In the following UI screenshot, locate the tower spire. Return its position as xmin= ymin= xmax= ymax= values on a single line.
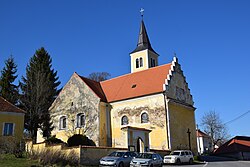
xmin=130 ymin=9 xmax=159 ymax=73
xmin=131 ymin=10 xmax=158 ymax=55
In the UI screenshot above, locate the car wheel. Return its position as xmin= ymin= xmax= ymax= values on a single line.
xmin=189 ymin=158 xmax=193 ymax=164
xmin=150 ymin=164 xmax=153 ymax=167
xmin=118 ymin=162 xmax=124 ymax=167
xmin=159 ymin=163 xmax=163 ymax=167
xmin=176 ymin=158 xmax=181 ymax=165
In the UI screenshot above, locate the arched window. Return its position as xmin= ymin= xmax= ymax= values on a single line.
xmin=139 ymin=57 xmax=143 ymax=67
xmin=141 ymin=112 xmax=149 ymax=123
xmin=136 ymin=58 xmax=139 ymax=68
xmin=121 ymin=116 xmax=129 ymax=125
xmin=77 ymin=113 xmax=85 ymax=127
xmin=59 ymin=116 xmax=67 ymax=129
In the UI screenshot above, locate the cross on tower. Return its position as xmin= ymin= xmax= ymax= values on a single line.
xmin=140 ymin=8 xmax=144 ymax=18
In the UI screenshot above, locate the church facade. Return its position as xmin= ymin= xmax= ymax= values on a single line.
xmin=42 ymin=19 xmax=197 ymax=153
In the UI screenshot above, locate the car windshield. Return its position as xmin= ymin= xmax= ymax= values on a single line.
xmin=170 ymin=151 xmax=180 ymax=155
xmin=136 ymin=153 xmax=153 ymax=159
xmin=109 ymin=152 xmax=125 ymax=157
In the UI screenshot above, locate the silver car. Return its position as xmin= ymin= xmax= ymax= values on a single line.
xmin=130 ymin=152 xmax=163 ymax=167
xmin=99 ymin=151 xmax=138 ymax=167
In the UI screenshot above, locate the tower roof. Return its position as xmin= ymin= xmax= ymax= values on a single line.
xmin=131 ymin=20 xmax=158 ymax=55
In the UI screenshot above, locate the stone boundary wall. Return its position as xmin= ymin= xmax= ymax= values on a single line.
xmin=26 ymin=141 xmax=170 ymax=165
xmin=26 ymin=140 xmax=127 ymax=166
xmin=80 ymin=146 xmax=127 ymax=165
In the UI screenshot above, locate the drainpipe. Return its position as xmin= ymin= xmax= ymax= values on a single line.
xmin=163 ymin=89 xmax=171 ymax=150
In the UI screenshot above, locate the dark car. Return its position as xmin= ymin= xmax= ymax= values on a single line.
xmin=99 ymin=150 xmax=138 ymax=167
xmin=130 ymin=152 xmax=163 ymax=167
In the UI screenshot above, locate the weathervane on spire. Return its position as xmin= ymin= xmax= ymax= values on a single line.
xmin=140 ymin=8 xmax=144 ymax=18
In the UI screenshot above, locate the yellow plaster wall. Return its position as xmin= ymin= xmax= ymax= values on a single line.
xmin=130 ymin=50 xmax=149 ymax=73
xmin=99 ymin=103 xmax=107 ymax=146
xmin=130 ymin=49 xmax=159 ymax=73
xmin=168 ymin=102 xmax=197 ymax=153
xmin=0 ymin=112 xmax=24 ymax=141
xmin=30 ymin=142 xmax=80 ymax=161
xmin=110 ymin=94 xmax=169 ymax=150
xmin=148 ymin=50 xmax=159 ymax=67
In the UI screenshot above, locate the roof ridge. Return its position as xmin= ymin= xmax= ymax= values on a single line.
xmin=77 ymin=74 xmax=101 ymax=84
xmin=74 ymin=73 xmax=107 ymax=102
xmin=101 ymin=63 xmax=172 ymax=83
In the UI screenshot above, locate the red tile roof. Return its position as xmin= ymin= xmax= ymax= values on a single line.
xmin=78 ymin=75 xmax=107 ymax=102
xmin=0 ymin=96 xmax=26 ymax=114
xmin=214 ymin=136 xmax=250 ymax=154
xmin=197 ymin=129 xmax=209 ymax=137
xmin=101 ymin=63 xmax=172 ymax=102
xmin=76 ymin=63 xmax=172 ymax=102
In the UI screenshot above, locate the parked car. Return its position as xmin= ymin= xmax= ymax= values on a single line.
xmin=130 ymin=152 xmax=163 ymax=167
xmin=163 ymin=150 xmax=194 ymax=164
xmin=99 ymin=150 xmax=138 ymax=167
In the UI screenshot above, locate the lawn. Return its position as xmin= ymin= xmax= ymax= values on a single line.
xmin=0 ymin=154 xmax=40 ymax=167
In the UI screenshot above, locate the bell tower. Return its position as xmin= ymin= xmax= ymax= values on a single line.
xmin=130 ymin=15 xmax=159 ymax=73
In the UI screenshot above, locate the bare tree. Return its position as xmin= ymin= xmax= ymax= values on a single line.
xmin=88 ymin=72 xmax=111 ymax=82
xmin=201 ymin=110 xmax=230 ymax=150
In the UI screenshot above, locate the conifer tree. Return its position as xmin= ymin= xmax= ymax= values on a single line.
xmin=20 ymin=47 xmax=60 ymax=142
xmin=0 ymin=56 xmax=19 ymax=104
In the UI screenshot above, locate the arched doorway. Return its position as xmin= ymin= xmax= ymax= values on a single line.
xmin=137 ymin=137 xmax=145 ymax=153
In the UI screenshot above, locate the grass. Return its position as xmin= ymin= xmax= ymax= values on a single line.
xmin=0 ymin=154 xmax=40 ymax=167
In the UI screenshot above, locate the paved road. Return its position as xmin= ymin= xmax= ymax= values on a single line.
xmin=164 ymin=161 xmax=250 ymax=167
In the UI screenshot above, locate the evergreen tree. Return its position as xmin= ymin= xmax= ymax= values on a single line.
xmin=0 ymin=56 xmax=19 ymax=104
xmin=20 ymin=47 xmax=60 ymax=142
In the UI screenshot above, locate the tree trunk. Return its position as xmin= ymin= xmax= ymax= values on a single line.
xmin=32 ymin=129 xmax=38 ymax=144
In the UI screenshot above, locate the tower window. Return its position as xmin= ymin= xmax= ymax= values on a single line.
xmin=121 ymin=116 xmax=129 ymax=125
xmin=151 ymin=58 xmax=156 ymax=67
xmin=140 ymin=57 xmax=143 ymax=67
xmin=136 ymin=59 xmax=139 ymax=68
xmin=136 ymin=57 xmax=143 ymax=68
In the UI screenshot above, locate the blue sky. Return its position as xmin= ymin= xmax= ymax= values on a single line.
xmin=1 ymin=1 xmax=250 ymax=137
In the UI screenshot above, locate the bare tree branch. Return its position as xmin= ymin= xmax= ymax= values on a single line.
xmin=201 ymin=110 xmax=230 ymax=150
xmin=88 ymin=72 xmax=111 ymax=82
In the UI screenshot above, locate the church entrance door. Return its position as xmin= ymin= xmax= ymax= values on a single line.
xmin=121 ymin=126 xmax=151 ymax=152
xmin=137 ymin=137 xmax=145 ymax=153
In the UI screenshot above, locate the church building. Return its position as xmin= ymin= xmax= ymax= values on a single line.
xmin=43 ymin=18 xmax=197 ymax=153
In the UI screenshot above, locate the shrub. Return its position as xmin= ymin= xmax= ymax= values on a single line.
xmin=45 ymin=135 xmax=65 ymax=145
xmin=29 ymin=149 xmax=79 ymax=166
xmin=0 ymin=137 xmax=25 ymax=158
xmin=67 ymin=134 xmax=96 ymax=147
